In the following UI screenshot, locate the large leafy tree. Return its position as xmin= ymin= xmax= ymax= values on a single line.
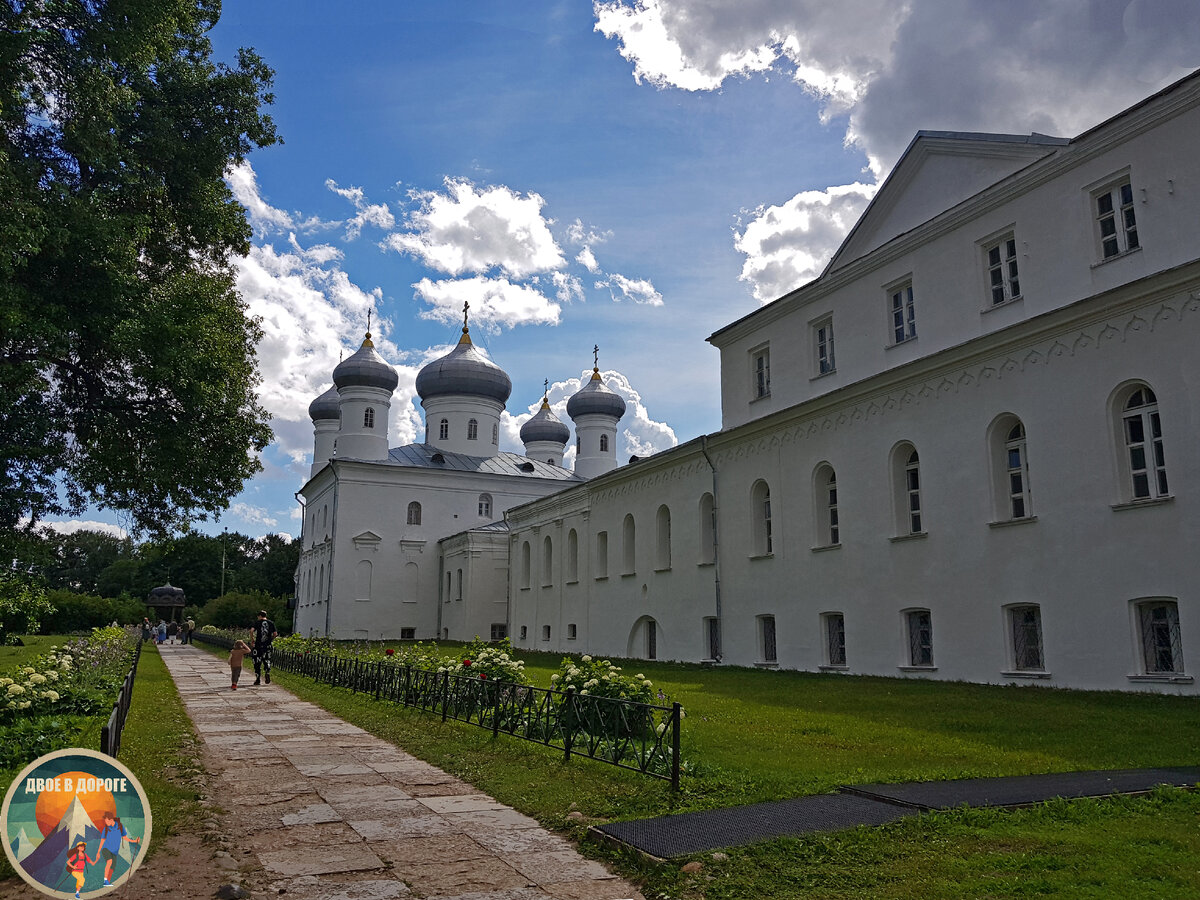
xmin=0 ymin=0 xmax=278 ymax=535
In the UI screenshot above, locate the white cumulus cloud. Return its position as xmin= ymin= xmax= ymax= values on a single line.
xmin=734 ymin=182 xmax=877 ymax=302
xmin=386 ymin=178 xmax=566 ymax=278
xmin=596 ymin=273 xmax=664 ymax=306
xmin=326 ymin=179 xmax=396 ymax=240
xmin=412 ymin=276 xmax=562 ymax=331
xmin=228 ymin=503 xmax=279 ymax=529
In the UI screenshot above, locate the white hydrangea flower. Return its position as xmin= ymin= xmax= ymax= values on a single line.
xmin=29 ymin=673 xmax=46 ymax=684
xmin=43 ymin=690 xmax=60 ymax=702
xmin=7 ymin=684 xmax=24 ymax=696
xmin=581 ymin=655 xmax=592 ymax=663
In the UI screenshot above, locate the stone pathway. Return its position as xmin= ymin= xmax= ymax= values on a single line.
xmin=158 ymin=644 xmax=642 ymax=900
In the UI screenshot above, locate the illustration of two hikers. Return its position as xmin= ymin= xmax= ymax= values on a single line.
xmin=64 ymin=811 xmax=140 ymax=897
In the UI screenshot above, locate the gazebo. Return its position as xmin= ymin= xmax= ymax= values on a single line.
xmin=147 ymin=583 xmax=186 ymax=622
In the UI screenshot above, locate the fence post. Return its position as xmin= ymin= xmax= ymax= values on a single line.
xmin=441 ymin=671 xmax=449 ymax=722
xmin=374 ymin=662 xmax=381 ymax=701
xmin=491 ymin=681 xmax=501 ymax=737
xmin=671 ymin=702 xmax=682 ymax=792
xmin=563 ymin=688 xmax=575 ymax=763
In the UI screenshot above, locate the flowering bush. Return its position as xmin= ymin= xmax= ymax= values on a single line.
xmin=551 ymin=654 xmax=655 ymax=704
xmin=438 ymin=638 xmax=528 ymax=685
xmin=0 ymin=627 xmax=134 ymax=723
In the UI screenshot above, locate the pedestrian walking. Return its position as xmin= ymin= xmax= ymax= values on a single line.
xmin=229 ymin=640 xmax=251 ymax=690
xmin=140 ymin=618 xmax=151 ymax=643
xmin=251 ymin=610 xmax=277 ymax=685
xmin=156 ymin=620 xmax=166 ymax=644
xmin=184 ymin=616 xmax=196 ymax=644
xmin=166 ymin=620 xmax=178 ymax=644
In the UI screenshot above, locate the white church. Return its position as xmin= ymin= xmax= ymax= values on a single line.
xmin=296 ymin=71 xmax=1200 ymax=694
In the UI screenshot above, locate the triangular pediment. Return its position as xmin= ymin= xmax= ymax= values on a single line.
xmin=827 ymin=132 xmax=1066 ymax=273
xmin=351 ymin=530 xmax=382 ymax=548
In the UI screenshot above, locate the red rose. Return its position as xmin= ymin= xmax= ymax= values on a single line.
xmin=386 ymin=648 xmax=395 ymax=656
xmin=479 ymin=673 xmax=488 ymax=680
xmin=462 ymin=659 xmax=471 ymax=666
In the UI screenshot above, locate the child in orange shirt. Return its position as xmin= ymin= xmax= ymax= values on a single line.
xmin=229 ymin=640 xmax=251 ymax=690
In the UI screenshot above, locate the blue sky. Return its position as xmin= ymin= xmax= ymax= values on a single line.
xmin=46 ymin=1 xmax=1197 ymax=540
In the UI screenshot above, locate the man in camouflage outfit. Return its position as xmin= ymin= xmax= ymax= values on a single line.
xmin=251 ymin=610 xmax=278 ymax=685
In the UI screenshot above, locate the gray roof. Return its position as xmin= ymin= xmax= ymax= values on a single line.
xmin=333 ymin=338 xmax=400 ymax=392
xmin=416 ymin=336 xmax=512 ymax=403
xmin=384 ymin=444 xmax=584 ymax=481
xmin=308 ymin=386 xmax=340 ymax=422
xmin=520 ymin=401 xmax=570 ymax=444
xmin=567 ymin=371 xmax=627 ymax=419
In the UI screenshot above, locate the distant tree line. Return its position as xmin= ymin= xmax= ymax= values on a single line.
xmin=1 ymin=528 xmax=299 ymax=636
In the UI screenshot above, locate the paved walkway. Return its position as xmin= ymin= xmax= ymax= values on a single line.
xmin=158 ymin=643 xmax=642 ymax=900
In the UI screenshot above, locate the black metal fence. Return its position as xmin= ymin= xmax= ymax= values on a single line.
xmin=191 ymin=632 xmax=682 ymax=788
xmin=100 ymin=641 xmax=142 ymax=758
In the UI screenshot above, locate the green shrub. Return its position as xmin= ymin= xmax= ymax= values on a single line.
xmin=0 ymin=573 xmax=55 ymax=643
xmin=197 ymin=591 xmax=291 ymax=633
xmin=41 ymin=590 xmax=147 ymax=633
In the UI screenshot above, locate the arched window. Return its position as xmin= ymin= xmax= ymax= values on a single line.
xmin=989 ymin=416 xmax=1032 ymax=521
xmin=751 ymin=480 xmax=772 ymax=556
xmin=1118 ymin=385 xmax=1168 ymax=500
xmin=363 ymin=407 xmax=375 ymax=429
xmin=468 ymin=418 xmax=479 ymax=440
xmin=438 ymin=418 xmax=449 ymax=441
xmin=542 ymin=535 xmax=553 ymax=585
xmin=520 ymin=541 xmax=531 ymax=589
xmin=600 ymin=434 xmax=609 ymax=452
xmin=698 ymin=493 xmax=715 ymax=564
xmin=622 ymin=513 xmax=636 ymax=574
xmin=407 ymin=501 xmax=422 ymax=526
xmin=891 ymin=443 xmax=922 ymax=535
xmin=478 ymin=493 xmax=492 ymax=518
xmin=813 ymin=464 xmax=839 ymax=546
xmin=566 ymin=529 xmax=578 ymax=582
xmin=655 ymin=504 xmax=671 ymax=570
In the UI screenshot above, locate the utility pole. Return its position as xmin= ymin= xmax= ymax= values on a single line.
xmin=220 ymin=527 xmax=228 ymax=597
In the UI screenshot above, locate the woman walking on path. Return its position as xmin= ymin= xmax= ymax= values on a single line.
xmin=167 ymin=620 xmax=179 ymax=644
xmin=156 ymin=621 xmax=166 ymax=644
xmin=140 ymin=618 xmax=151 ymax=643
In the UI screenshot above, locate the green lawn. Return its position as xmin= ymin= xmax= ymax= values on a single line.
xmin=195 ymin=641 xmax=1200 ymax=898
xmin=0 ymin=634 xmax=62 ymax=669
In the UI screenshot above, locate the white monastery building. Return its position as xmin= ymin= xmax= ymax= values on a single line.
xmin=296 ymin=72 xmax=1200 ymax=693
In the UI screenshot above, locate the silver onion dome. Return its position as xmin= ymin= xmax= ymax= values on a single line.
xmin=520 ymin=399 xmax=570 ymax=444
xmin=307 ymin=385 xmax=341 ymax=422
xmin=567 ymin=368 xmax=626 ymax=420
xmin=332 ymin=334 xmax=400 ymax=393
xmin=416 ymin=332 xmax=512 ymax=404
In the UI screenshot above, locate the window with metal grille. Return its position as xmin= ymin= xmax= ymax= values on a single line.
xmin=985 ymin=235 xmax=1021 ymax=305
xmin=1006 ymin=423 xmax=1031 ymax=518
xmin=1123 ymin=387 xmax=1168 ymax=499
xmin=1095 ymin=180 xmax=1139 ymax=259
xmin=467 ymin=418 xmax=478 ymax=440
xmin=890 ymin=282 xmax=916 ymax=343
xmin=407 ymin=501 xmax=422 ymax=526
xmin=490 ymin=623 xmax=507 ymax=640
xmin=825 ymin=613 xmax=846 ymax=666
xmin=363 ymin=407 xmax=375 ymax=428
xmin=1009 ymin=605 xmax=1043 ymax=670
xmin=401 ymin=627 xmax=415 ymax=640
xmin=907 ymin=610 xmax=933 ymax=666
xmin=815 ymin=318 xmax=835 ymax=375
xmin=760 ymin=615 xmax=777 ymax=663
xmin=1138 ymin=600 xmax=1183 ymax=674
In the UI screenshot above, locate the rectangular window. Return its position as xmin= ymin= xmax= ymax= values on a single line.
xmin=814 ymin=318 xmax=835 ymax=375
xmin=1138 ymin=600 xmax=1183 ymax=674
xmin=400 ymin=627 xmax=415 ymax=640
xmin=985 ymin=235 xmax=1021 ymax=305
xmin=890 ymin=282 xmax=916 ymax=343
xmin=519 ymin=625 xmax=528 ymax=640
xmin=752 ymin=346 xmax=771 ymax=399
xmin=567 ymin=623 xmax=577 ymax=640
xmin=825 ymin=613 xmax=846 ymax=666
xmin=647 ymin=619 xmax=657 ymax=659
xmin=760 ymin=615 xmax=777 ymax=663
xmin=541 ymin=624 xmax=551 ymax=642
xmin=455 ymin=568 xmax=463 ymax=600
xmin=490 ymin=623 xmax=507 ymax=641
xmin=1095 ymin=179 xmax=1139 ymax=259
xmin=907 ymin=610 xmax=933 ymax=666
xmin=1009 ymin=605 xmax=1044 ymax=670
